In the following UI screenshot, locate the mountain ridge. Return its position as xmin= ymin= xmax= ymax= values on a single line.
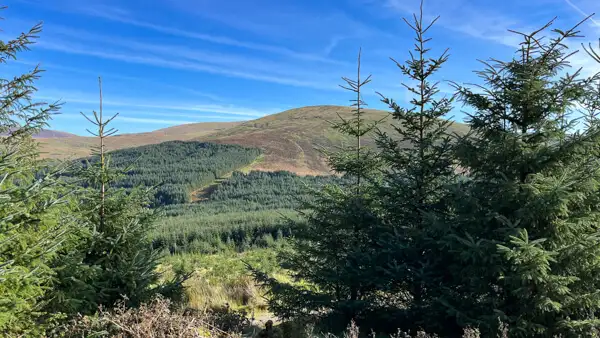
xmin=1 ymin=129 xmax=77 ymax=139
xmin=37 ymin=105 xmax=468 ymax=175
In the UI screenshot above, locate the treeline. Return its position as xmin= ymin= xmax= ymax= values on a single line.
xmin=152 ymin=171 xmax=343 ymax=254
xmin=77 ymin=141 xmax=261 ymax=205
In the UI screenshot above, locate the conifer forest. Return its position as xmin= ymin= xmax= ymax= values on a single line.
xmin=3 ymin=0 xmax=600 ymax=337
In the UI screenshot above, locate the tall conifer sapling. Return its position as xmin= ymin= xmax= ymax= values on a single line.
xmin=250 ymin=50 xmax=384 ymax=331
xmin=374 ymin=1 xmax=457 ymax=332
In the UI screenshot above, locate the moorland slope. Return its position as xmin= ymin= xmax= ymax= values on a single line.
xmin=38 ymin=105 xmax=468 ymax=174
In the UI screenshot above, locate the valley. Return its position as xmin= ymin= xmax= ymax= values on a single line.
xmin=62 ymin=134 xmax=348 ymax=313
xmin=36 ymin=105 xmax=469 ymax=317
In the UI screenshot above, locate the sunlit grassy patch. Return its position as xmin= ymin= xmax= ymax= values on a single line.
xmin=159 ymin=248 xmax=286 ymax=315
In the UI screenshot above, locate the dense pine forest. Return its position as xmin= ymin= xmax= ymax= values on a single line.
xmin=153 ymin=171 xmax=344 ymax=254
xmin=76 ymin=141 xmax=261 ymax=205
xmin=4 ymin=1 xmax=600 ymax=337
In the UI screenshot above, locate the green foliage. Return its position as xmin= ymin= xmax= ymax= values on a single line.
xmin=47 ymin=79 xmax=186 ymax=317
xmin=152 ymin=171 xmax=343 ymax=254
xmin=0 ymin=14 xmax=70 ymax=336
xmin=436 ymin=18 xmax=600 ymax=336
xmin=78 ymin=141 xmax=261 ymax=205
xmin=251 ymin=50 xmax=385 ymax=331
xmin=373 ymin=3 xmax=458 ymax=333
xmin=249 ymin=5 xmax=600 ymax=338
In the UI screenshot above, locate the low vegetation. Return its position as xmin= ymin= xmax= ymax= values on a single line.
xmin=160 ymin=248 xmax=284 ymax=311
xmin=61 ymin=296 xmax=497 ymax=338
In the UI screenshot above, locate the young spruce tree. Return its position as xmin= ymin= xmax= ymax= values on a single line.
xmin=439 ymin=18 xmax=600 ymax=336
xmin=251 ymin=50 xmax=383 ymax=331
xmin=374 ymin=1 xmax=457 ymax=333
xmin=0 ymin=16 xmax=70 ymax=335
xmin=47 ymin=78 xmax=180 ymax=315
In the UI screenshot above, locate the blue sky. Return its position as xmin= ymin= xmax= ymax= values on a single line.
xmin=2 ymin=0 xmax=599 ymax=135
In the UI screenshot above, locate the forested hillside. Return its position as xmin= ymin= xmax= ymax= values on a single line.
xmin=77 ymin=141 xmax=261 ymax=205
xmin=152 ymin=171 xmax=345 ymax=254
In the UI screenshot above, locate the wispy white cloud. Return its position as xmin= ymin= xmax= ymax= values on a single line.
xmin=44 ymin=25 xmax=343 ymax=82
xmin=58 ymin=113 xmax=195 ymax=125
xmin=563 ymin=0 xmax=600 ymax=26
xmin=36 ymin=39 xmax=341 ymax=91
xmin=382 ymin=0 xmax=529 ymax=47
xmin=559 ymin=0 xmax=600 ymax=76
xmin=15 ymin=59 xmax=224 ymax=102
xmin=58 ymin=3 xmax=346 ymax=66
xmin=36 ymin=91 xmax=272 ymax=117
xmin=382 ymin=0 xmax=599 ymax=59
xmin=165 ymin=0 xmax=388 ymax=56
xmin=323 ymin=36 xmax=346 ymax=56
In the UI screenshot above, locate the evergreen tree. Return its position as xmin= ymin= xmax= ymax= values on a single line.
xmin=438 ymin=17 xmax=600 ymax=336
xmin=0 ymin=16 xmax=70 ymax=335
xmin=374 ymin=1 xmax=457 ymax=332
xmin=48 ymin=78 xmax=183 ymax=315
xmin=250 ymin=50 xmax=383 ymax=331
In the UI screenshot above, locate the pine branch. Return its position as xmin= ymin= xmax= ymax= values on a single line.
xmin=583 ymin=38 xmax=600 ymax=63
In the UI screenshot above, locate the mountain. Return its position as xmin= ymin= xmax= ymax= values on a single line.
xmin=37 ymin=122 xmax=241 ymax=159
xmin=34 ymin=129 xmax=77 ymax=138
xmin=199 ymin=105 xmax=468 ymax=174
xmin=0 ymin=129 xmax=76 ymax=138
xmin=37 ymin=106 xmax=468 ymax=175
xmin=199 ymin=106 xmax=390 ymax=174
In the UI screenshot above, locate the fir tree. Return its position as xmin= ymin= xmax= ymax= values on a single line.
xmin=439 ymin=17 xmax=600 ymax=336
xmin=0 ymin=14 xmax=70 ymax=335
xmin=250 ymin=50 xmax=383 ymax=331
xmin=48 ymin=78 xmax=184 ymax=315
xmin=374 ymin=1 xmax=457 ymax=332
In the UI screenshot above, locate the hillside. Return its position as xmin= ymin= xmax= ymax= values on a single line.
xmin=34 ymin=129 xmax=77 ymax=138
xmin=73 ymin=141 xmax=261 ymax=205
xmin=37 ymin=121 xmax=241 ymax=158
xmin=1 ymin=129 xmax=76 ymax=138
xmin=199 ymin=105 xmax=469 ymax=175
xmin=38 ymin=106 xmax=468 ymax=174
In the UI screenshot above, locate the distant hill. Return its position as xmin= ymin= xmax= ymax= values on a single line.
xmin=1 ymin=129 xmax=76 ymax=139
xmin=34 ymin=129 xmax=77 ymax=138
xmin=37 ymin=121 xmax=241 ymax=159
xmin=198 ymin=106 xmax=469 ymax=175
xmin=37 ymin=106 xmax=468 ymax=175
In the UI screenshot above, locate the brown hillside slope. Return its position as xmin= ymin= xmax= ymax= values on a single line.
xmin=1 ymin=129 xmax=76 ymax=138
xmin=196 ymin=105 xmax=469 ymax=175
xmin=37 ymin=121 xmax=241 ymax=159
xmin=34 ymin=129 xmax=77 ymax=138
xmin=37 ymin=106 xmax=467 ymax=175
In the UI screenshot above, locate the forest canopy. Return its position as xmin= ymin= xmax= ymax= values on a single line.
xmin=75 ymin=141 xmax=261 ymax=205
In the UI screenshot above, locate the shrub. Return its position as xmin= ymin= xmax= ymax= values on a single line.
xmin=56 ymin=296 xmax=246 ymax=337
